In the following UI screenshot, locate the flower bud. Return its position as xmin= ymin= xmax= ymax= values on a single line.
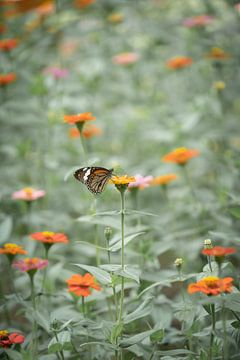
xmin=204 ymin=239 xmax=213 ymax=249
xmin=104 ymin=227 xmax=112 ymax=243
xmin=174 ymin=258 xmax=183 ymax=267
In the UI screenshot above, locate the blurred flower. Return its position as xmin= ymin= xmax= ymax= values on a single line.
xmin=1 ymin=0 xmax=53 ymax=16
xmin=74 ymin=0 xmax=96 ymax=9
xmin=151 ymin=174 xmax=177 ymax=186
xmin=107 ymin=13 xmax=124 ymax=23
xmin=162 ymin=147 xmax=199 ymax=165
xmin=235 ymin=3 xmax=240 ymax=11
xmin=112 ymin=52 xmax=140 ymax=65
xmin=207 ymin=47 xmax=230 ymax=60
xmin=213 ymin=81 xmax=226 ymax=90
xmin=0 ymin=330 xmax=25 ymax=348
xmin=66 ymin=273 xmax=101 ymax=297
xmin=202 ymin=246 xmax=236 ymax=257
xmin=35 ymin=1 xmax=54 ymax=15
xmin=59 ymin=40 xmax=78 ymax=57
xmin=0 ymin=73 xmax=16 ymax=86
xmin=166 ymin=56 xmax=192 ymax=70
xmin=44 ymin=66 xmax=69 ymax=79
xmin=30 ymin=231 xmax=69 ymax=244
xmin=128 ymin=175 xmax=153 ymax=189
xmin=174 ymin=258 xmax=183 ymax=267
xmin=188 ymin=276 xmax=233 ymax=296
xmin=110 ymin=175 xmax=136 ymax=185
xmin=182 ymin=15 xmax=214 ymax=28
xmin=0 ymin=24 xmax=6 ymax=33
xmin=64 ymin=112 xmax=96 ymax=125
xmin=0 ymin=243 xmax=27 ymax=255
xmin=13 ymin=257 xmax=48 ymax=272
xmin=12 ymin=187 xmax=46 ymax=201
xmin=0 ymin=38 xmax=18 ymax=51
xmin=82 ymin=124 xmax=102 ymax=139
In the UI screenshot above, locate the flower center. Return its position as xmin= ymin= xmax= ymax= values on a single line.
xmin=0 ymin=330 xmax=8 ymax=338
xmin=4 ymin=243 xmax=18 ymax=249
xmin=23 ymin=188 xmax=33 ymax=197
xmin=204 ymin=276 xmax=219 ymax=288
xmin=42 ymin=231 xmax=55 ymax=238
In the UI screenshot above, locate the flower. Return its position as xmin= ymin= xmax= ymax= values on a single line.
xmin=35 ymin=1 xmax=55 ymax=16
xmin=213 ymin=81 xmax=226 ymax=90
xmin=235 ymin=3 xmax=240 ymax=11
xmin=12 ymin=258 xmax=48 ymax=272
xmin=151 ymin=174 xmax=177 ymax=186
xmin=0 ymin=330 xmax=25 ymax=348
xmin=30 ymin=231 xmax=69 ymax=244
xmin=162 ymin=147 xmax=200 ymax=165
xmin=74 ymin=0 xmax=96 ymax=8
xmin=188 ymin=276 xmax=233 ymax=296
xmin=44 ymin=66 xmax=69 ymax=79
xmin=108 ymin=13 xmax=124 ymax=23
xmin=128 ymin=175 xmax=153 ymax=189
xmin=0 ymin=38 xmax=18 ymax=51
xmin=112 ymin=52 xmax=140 ymax=65
xmin=182 ymin=15 xmax=214 ymax=28
xmin=0 ymin=243 xmax=27 ymax=255
xmin=166 ymin=56 xmax=193 ymax=70
xmin=207 ymin=47 xmax=230 ymax=60
xmin=110 ymin=175 xmax=136 ymax=185
xmin=69 ymin=125 xmax=102 ymax=139
xmin=0 ymin=24 xmax=6 ymax=33
xmin=0 ymin=73 xmax=16 ymax=86
xmin=12 ymin=187 xmax=46 ymax=201
xmin=202 ymin=246 xmax=236 ymax=257
xmin=64 ymin=112 xmax=96 ymax=125
xmin=66 ymin=273 xmax=101 ymax=297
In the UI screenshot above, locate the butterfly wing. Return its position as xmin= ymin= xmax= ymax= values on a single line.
xmin=74 ymin=167 xmax=113 ymax=194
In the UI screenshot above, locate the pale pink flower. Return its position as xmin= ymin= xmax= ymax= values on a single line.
xmin=235 ymin=3 xmax=240 ymax=11
xmin=13 ymin=258 xmax=48 ymax=272
xmin=128 ymin=175 xmax=153 ymax=189
xmin=112 ymin=52 xmax=140 ymax=65
xmin=182 ymin=15 xmax=214 ymax=28
xmin=44 ymin=66 xmax=69 ymax=79
xmin=12 ymin=188 xmax=46 ymax=201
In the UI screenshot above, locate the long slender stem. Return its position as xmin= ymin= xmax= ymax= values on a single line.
xmin=30 ymin=274 xmax=38 ymax=358
xmin=118 ymin=190 xmax=125 ymax=323
xmin=222 ymin=299 xmax=228 ymax=360
xmin=82 ymin=296 xmax=85 ymax=317
xmin=209 ymin=304 xmax=215 ymax=360
xmin=41 ymin=246 xmax=49 ymax=292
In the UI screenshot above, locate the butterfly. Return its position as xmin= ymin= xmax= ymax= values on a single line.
xmin=74 ymin=167 xmax=114 ymax=195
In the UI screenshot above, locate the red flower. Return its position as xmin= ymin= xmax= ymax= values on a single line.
xmin=166 ymin=56 xmax=193 ymax=70
xmin=0 ymin=330 xmax=25 ymax=348
xmin=0 ymin=73 xmax=16 ymax=86
xmin=30 ymin=231 xmax=69 ymax=244
xmin=0 ymin=38 xmax=18 ymax=51
xmin=188 ymin=276 xmax=233 ymax=296
xmin=202 ymin=246 xmax=236 ymax=257
xmin=66 ymin=273 xmax=101 ymax=297
xmin=162 ymin=147 xmax=200 ymax=165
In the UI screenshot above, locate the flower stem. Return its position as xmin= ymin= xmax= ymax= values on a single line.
xmin=207 ymin=256 xmax=213 ymax=272
xmin=222 ymin=299 xmax=228 ymax=360
xmin=209 ymin=303 xmax=215 ymax=360
xmin=118 ymin=190 xmax=125 ymax=323
xmin=30 ymin=274 xmax=38 ymax=357
xmin=41 ymin=246 xmax=49 ymax=292
xmin=81 ymin=296 xmax=85 ymax=317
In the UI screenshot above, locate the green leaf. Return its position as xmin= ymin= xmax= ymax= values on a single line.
xmin=224 ymin=293 xmax=240 ymax=312
xmin=138 ymin=279 xmax=172 ymax=297
xmin=229 ymin=207 xmax=240 ymax=219
xmin=77 ymin=215 xmax=120 ymax=229
xmin=150 ymin=329 xmax=164 ymax=343
xmin=72 ymin=263 xmax=112 ymax=285
xmin=156 ymin=349 xmax=196 ymax=356
xmin=4 ymin=349 xmax=23 ymax=360
xmin=0 ymin=216 xmax=13 ymax=242
xmin=124 ymin=296 xmax=153 ymax=324
xmin=110 ymin=322 xmax=124 ymax=344
xmin=48 ymin=331 xmax=72 ymax=354
xmin=126 ymin=210 xmax=159 ymax=217
xmin=120 ymin=329 xmax=158 ymax=348
xmin=116 ymin=266 xmax=140 ymax=283
xmin=109 ymin=232 xmax=145 ymax=252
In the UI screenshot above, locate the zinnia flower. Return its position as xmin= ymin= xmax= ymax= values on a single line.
xmin=12 ymin=187 xmax=46 ymax=201
xmin=108 ymin=13 xmax=124 ymax=23
xmin=13 ymin=258 xmax=48 ymax=272
xmin=0 ymin=73 xmax=16 ymax=86
xmin=188 ymin=276 xmax=233 ymax=296
xmin=0 ymin=243 xmax=27 ymax=255
xmin=69 ymin=124 xmax=102 ymax=139
xmin=182 ymin=15 xmax=214 ymax=28
xmin=128 ymin=175 xmax=153 ymax=190
xmin=207 ymin=47 xmax=230 ymax=60
xmin=64 ymin=112 xmax=96 ymax=125
xmin=151 ymin=174 xmax=177 ymax=186
xmin=0 ymin=38 xmax=18 ymax=51
xmin=235 ymin=3 xmax=240 ymax=11
xmin=30 ymin=231 xmax=69 ymax=244
xmin=74 ymin=0 xmax=96 ymax=9
xmin=44 ymin=66 xmax=69 ymax=79
xmin=110 ymin=175 xmax=136 ymax=185
xmin=166 ymin=56 xmax=193 ymax=70
xmin=202 ymin=246 xmax=236 ymax=257
xmin=0 ymin=330 xmax=25 ymax=348
xmin=112 ymin=52 xmax=140 ymax=65
xmin=66 ymin=273 xmax=101 ymax=297
xmin=162 ymin=147 xmax=200 ymax=165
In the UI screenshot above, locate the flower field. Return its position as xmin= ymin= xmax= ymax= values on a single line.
xmin=1 ymin=0 xmax=240 ymax=359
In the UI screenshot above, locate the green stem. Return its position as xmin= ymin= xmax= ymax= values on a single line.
xmin=207 ymin=256 xmax=213 ymax=272
xmin=54 ymin=332 xmax=65 ymax=360
xmin=41 ymin=246 xmax=49 ymax=292
xmin=182 ymin=165 xmax=197 ymax=202
xmin=118 ymin=190 xmax=125 ymax=323
xmin=222 ymin=299 xmax=228 ymax=360
xmin=209 ymin=304 xmax=215 ymax=360
xmin=231 ymin=310 xmax=240 ymax=322
xmin=82 ymin=296 xmax=85 ymax=317
xmin=30 ymin=274 xmax=38 ymax=358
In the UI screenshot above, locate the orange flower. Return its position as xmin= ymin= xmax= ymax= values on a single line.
xmin=0 ymin=73 xmax=16 ymax=86
xmin=107 ymin=13 xmax=124 ymax=23
xmin=69 ymin=125 xmax=102 ymax=139
xmin=0 ymin=24 xmax=6 ymax=33
xmin=207 ymin=47 xmax=230 ymax=60
xmin=74 ymin=0 xmax=96 ymax=9
xmin=162 ymin=147 xmax=200 ymax=165
xmin=110 ymin=175 xmax=136 ymax=185
xmin=1 ymin=0 xmax=50 ymax=16
xmin=35 ymin=1 xmax=54 ymax=15
xmin=151 ymin=174 xmax=177 ymax=186
xmin=64 ymin=112 xmax=96 ymax=125
xmin=202 ymin=246 xmax=236 ymax=257
xmin=166 ymin=56 xmax=193 ymax=69
xmin=0 ymin=243 xmax=27 ymax=255
xmin=66 ymin=273 xmax=101 ymax=297
xmin=188 ymin=276 xmax=233 ymax=296
xmin=112 ymin=52 xmax=140 ymax=65
xmin=30 ymin=231 xmax=69 ymax=244
xmin=0 ymin=38 xmax=18 ymax=51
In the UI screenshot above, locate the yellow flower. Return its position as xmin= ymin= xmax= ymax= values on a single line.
xmin=110 ymin=175 xmax=136 ymax=185
xmin=213 ymin=81 xmax=226 ymax=90
xmin=107 ymin=13 xmax=124 ymax=23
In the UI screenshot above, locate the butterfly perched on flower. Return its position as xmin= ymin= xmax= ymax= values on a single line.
xmin=74 ymin=167 xmax=114 ymax=194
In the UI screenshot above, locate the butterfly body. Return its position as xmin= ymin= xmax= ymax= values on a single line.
xmin=74 ymin=167 xmax=113 ymax=194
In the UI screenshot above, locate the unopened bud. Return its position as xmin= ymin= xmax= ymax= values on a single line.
xmin=174 ymin=258 xmax=183 ymax=267
xmin=104 ymin=227 xmax=112 ymax=243
xmin=204 ymin=239 xmax=213 ymax=249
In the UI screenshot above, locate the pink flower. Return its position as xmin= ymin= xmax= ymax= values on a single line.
xmin=112 ymin=52 xmax=140 ymax=65
xmin=12 ymin=187 xmax=46 ymax=201
xmin=12 ymin=258 xmax=48 ymax=272
xmin=182 ymin=15 xmax=214 ymax=28
xmin=128 ymin=175 xmax=153 ymax=189
xmin=235 ymin=3 xmax=240 ymax=11
xmin=44 ymin=66 xmax=69 ymax=79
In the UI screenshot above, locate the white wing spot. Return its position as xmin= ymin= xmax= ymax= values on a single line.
xmin=83 ymin=167 xmax=87 ymax=171
xmin=83 ymin=168 xmax=91 ymax=182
